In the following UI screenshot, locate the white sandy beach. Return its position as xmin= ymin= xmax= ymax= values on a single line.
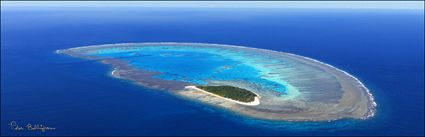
xmin=185 ymin=86 xmax=260 ymax=106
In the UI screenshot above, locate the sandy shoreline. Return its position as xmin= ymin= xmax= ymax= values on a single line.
xmin=185 ymin=86 xmax=260 ymax=106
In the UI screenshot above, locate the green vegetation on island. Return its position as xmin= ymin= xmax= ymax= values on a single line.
xmin=197 ymin=86 xmax=257 ymax=102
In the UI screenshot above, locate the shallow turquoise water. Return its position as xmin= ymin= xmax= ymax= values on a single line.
xmin=91 ymin=45 xmax=288 ymax=94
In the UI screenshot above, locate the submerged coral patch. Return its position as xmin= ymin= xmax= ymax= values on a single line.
xmin=57 ymin=43 xmax=376 ymax=121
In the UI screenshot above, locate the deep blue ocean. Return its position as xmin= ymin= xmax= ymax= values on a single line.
xmin=1 ymin=7 xmax=424 ymax=136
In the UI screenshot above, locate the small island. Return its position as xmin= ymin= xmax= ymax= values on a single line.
xmin=198 ymin=86 xmax=257 ymax=102
xmin=185 ymin=85 xmax=260 ymax=106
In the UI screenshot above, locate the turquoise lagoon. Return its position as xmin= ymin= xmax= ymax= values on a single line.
xmin=59 ymin=43 xmax=375 ymax=122
xmin=89 ymin=44 xmax=298 ymax=97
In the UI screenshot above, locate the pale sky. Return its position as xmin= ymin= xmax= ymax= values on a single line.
xmin=2 ymin=1 xmax=424 ymax=9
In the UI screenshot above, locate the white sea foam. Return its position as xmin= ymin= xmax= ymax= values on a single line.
xmin=284 ymin=53 xmax=377 ymax=119
xmin=111 ymin=69 xmax=117 ymax=75
xmin=63 ymin=42 xmax=377 ymax=118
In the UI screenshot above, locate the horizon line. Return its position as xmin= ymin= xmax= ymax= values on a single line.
xmin=2 ymin=1 xmax=424 ymax=9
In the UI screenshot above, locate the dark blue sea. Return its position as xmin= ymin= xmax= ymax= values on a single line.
xmin=1 ymin=7 xmax=424 ymax=136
